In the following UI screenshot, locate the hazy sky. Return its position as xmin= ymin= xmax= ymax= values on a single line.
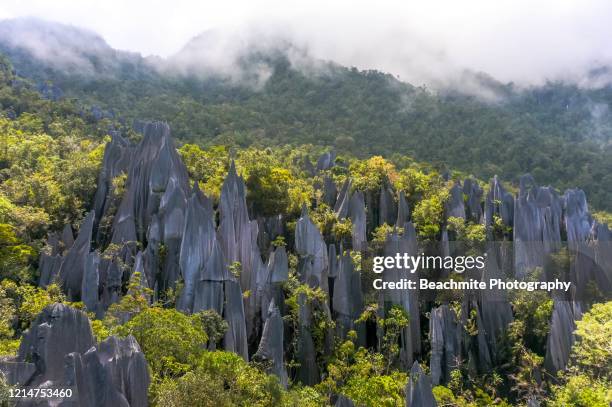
xmin=2 ymin=0 xmax=612 ymax=86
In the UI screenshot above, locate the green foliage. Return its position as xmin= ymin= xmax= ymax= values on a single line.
xmin=115 ymin=307 xmax=208 ymax=378
xmin=154 ymin=351 xmax=284 ymax=407
xmin=195 ymin=309 xmax=228 ymax=348
xmin=0 ymin=223 xmax=34 ymax=281
xmin=570 ymin=301 xmax=612 ymax=381
xmin=316 ymin=332 xmax=407 ymax=406
xmin=412 ymin=189 xmax=447 ymax=239
xmin=370 ymin=223 xmax=400 ymax=253
xmin=507 ymin=283 xmax=553 ymax=401
xmin=0 ymin=280 xmax=68 ymax=334
xmin=246 ymin=163 xmax=292 ymax=216
xmin=349 ymin=156 xmax=397 ymax=193
xmin=357 ymin=304 xmax=409 ymax=372
xmin=0 ymin=370 xmax=13 ymax=406
xmin=0 ymin=117 xmax=105 ymax=231
xmin=178 ymin=144 xmax=228 ymax=198
xmin=548 ymin=374 xmax=611 ymax=407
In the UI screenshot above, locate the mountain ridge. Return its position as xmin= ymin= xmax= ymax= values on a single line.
xmin=0 ymin=17 xmax=611 ymax=210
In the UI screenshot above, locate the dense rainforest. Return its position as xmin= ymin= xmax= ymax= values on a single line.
xmin=0 ymin=18 xmax=611 ymax=212
xmin=0 ymin=18 xmax=610 ymax=407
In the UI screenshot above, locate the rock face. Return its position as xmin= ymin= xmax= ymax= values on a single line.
xmin=348 ymin=191 xmax=367 ymax=251
xmin=295 ymin=206 xmax=329 ymax=291
xmin=0 ymin=304 xmax=150 ymax=407
xmin=253 ymin=301 xmax=288 ymax=387
xmin=379 ymin=185 xmax=396 ymax=226
xmin=93 ymin=132 xmax=133 ymax=243
xmin=177 ymin=183 xmax=216 ymax=313
xmin=446 ymin=181 xmax=466 ymax=220
xmin=463 ymin=178 xmax=483 ymax=222
xmin=544 ymin=299 xmax=581 ymax=374
xmin=514 ymin=175 xmax=562 ymax=278
xmin=332 ymin=250 xmax=364 ymax=343
xmin=429 ymin=305 xmax=461 ymax=386
xmin=405 ymin=361 xmax=437 ymax=407
xmin=316 ymin=150 xmax=336 ymax=172
xmin=396 ymin=191 xmax=410 ymax=227
xmin=58 ymin=211 xmax=95 ymax=301
xmin=484 ymin=176 xmax=513 ymax=229
xmin=295 ymin=293 xmax=319 ymax=386
xmin=382 ymin=223 xmax=421 ymax=369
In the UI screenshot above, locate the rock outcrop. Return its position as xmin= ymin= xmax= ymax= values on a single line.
xmin=405 ymin=361 xmax=437 ymax=407
xmin=0 ymin=304 xmax=150 ymax=406
xmin=429 ymin=305 xmax=461 ymax=385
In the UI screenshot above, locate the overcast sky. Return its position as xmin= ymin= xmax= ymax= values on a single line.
xmin=1 ymin=0 xmax=612 ymax=86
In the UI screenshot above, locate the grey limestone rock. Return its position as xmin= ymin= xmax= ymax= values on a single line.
xmin=484 ymin=176 xmax=513 ymax=229
xmin=334 ymin=179 xmax=351 ymax=219
xmin=335 ymin=395 xmax=356 ymax=407
xmin=405 ymin=361 xmax=437 ymax=407
xmin=316 ymin=151 xmax=336 ymax=172
xmin=446 ymin=181 xmax=466 ymax=220
xmin=18 ymin=303 xmax=95 ymax=384
xmin=322 ymin=175 xmax=338 ymax=207
xmin=463 ymin=178 xmax=483 ymax=222
xmin=332 ymin=251 xmax=364 ymax=342
xmin=295 ymin=206 xmax=329 ymax=291
xmin=514 ymin=175 xmax=562 ymax=278
xmin=93 ymin=132 xmax=133 ymax=242
xmin=81 ymin=252 xmax=101 ymax=313
xmin=177 ymin=184 xmax=216 ymax=312
xmin=396 ymin=190 xmax=410 ymax=226
xmin=379 ymin=185 xmax=396 ymax=227
xmin=223 ymin=279 xmax=249 ymax=360
xmin=295 ymin=293 xmax=319 ymax=386
xmin=38 ymin=253 xmax=62 ymax=288
xmin=348 ymin=191 xmax=367 ymax=251
xmin=429 ymin=305 xmax=461 ymax=385
xmin=382 ymin=223 xmax=421 ymax=369
xmin=253 ymin=300 xmax=288 ymax=387
xmin=544 ymin=299 xmax=580 ymax=374
xmin=58 ymin=211 xmax=95 ymax=301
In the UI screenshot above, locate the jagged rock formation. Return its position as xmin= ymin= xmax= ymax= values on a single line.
xmin=295 ymin=293 xmax=319 ymax=386
xmin=405 ymin=361 xmax=437 ymax=407
xmin=335 ymin=395 xmax=356 ymax=407
xmin=348 ymin=191 xmax=367 ymax=251
xmin=396 ymin=191 xmax=410 ymax=226
xmin=334 ymin=179 xmax=351 ymax=219
xmin=429 ymin=305 xmax=461 ymax=386
xmin=463 ymin=178 xmax=483 ymax=222
xmin=478 ymin=246 xmax=513 ymax=365
xmin=484 ymin=175 xmax=513 ymax=229
xmin=0 ymin=304 xmax=150 ymax=406
xmin=296 ymin=205 xmax=329 ymax=291
xmin=379 ymin=185 xmax=396 ymax=226
xmin=316 ymin=150 xmax=336 ymax=172
xmin=28 ymin=121 xmax=612 ymax=400
xmin=544 ymin=299 xmax=581 ymax=374
xmin=58 ymin=210 xmax=95 ymax=301
xmin=514 ymin=175 xmax=562 ymax=278
xmin=381 ymin=222 xmax=421 ymax=369
xmin=177 ymin=182 xmax=216 ymax=313
xmin=332 ymin=250 xmax=364 ymax=343
xmin=446 ymin=181 xmax=466 ymax=220
xmin=253 ymin=301 xmax=288 ymax=387
xmin=321 ymin=175 xmax=338 ymax=207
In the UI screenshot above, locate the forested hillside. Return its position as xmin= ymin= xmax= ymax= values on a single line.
xmin=0 ymin=18 xmax=611 ymax=211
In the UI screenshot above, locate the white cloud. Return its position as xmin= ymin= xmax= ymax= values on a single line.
xmin=2 ymin=0 xmax=612 ymax=86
